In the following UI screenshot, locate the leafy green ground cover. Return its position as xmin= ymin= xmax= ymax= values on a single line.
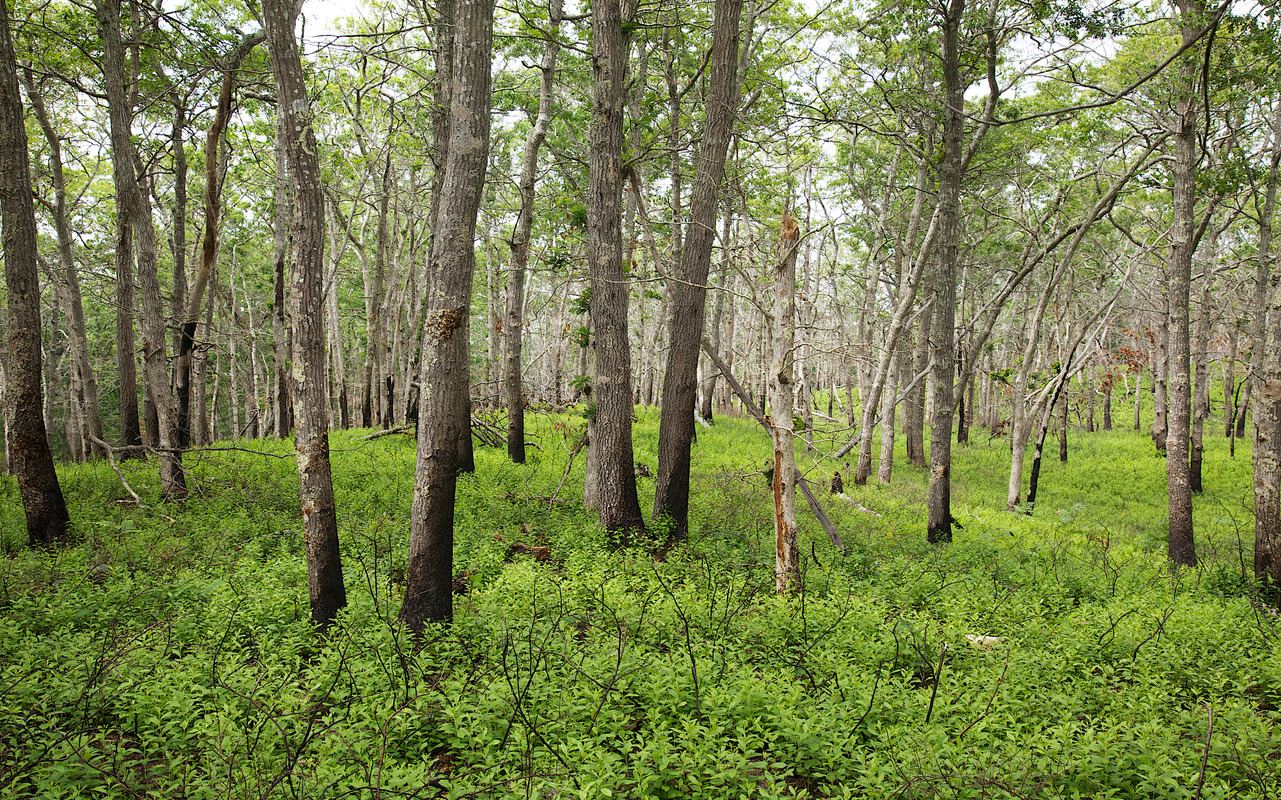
xmin=2 ymin=408 xmax=1278 ymax=799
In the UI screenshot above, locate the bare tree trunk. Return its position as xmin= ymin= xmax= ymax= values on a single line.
xmin=770 ymin=214 xmax=801 ymax=593
xmin=402 ymin=0 xmax=494 ymax=631
xmin=1190 ymin=243 xmax=1215 ymax=493
xmin=653 ymin=0 xmax=743 ymax=537
xmin=585 ymin=0 xmax=645 ymax=539
xmin=272 ymin=117 xmax=294 ymax=437
xmin=505 ymin=0 xmax=561 ymax=462
xmin=1152 ymin=298 xmax=1170 ymax=452
xmin=1 ymin=1 xmax=70 ymax=543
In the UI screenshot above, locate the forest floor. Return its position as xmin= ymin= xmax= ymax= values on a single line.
xmin=1 ymin=407 xmax=1278 ymax=799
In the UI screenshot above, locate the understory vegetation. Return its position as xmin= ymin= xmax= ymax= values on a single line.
xmin=2 ymin=409 xmax=1278 ymax=799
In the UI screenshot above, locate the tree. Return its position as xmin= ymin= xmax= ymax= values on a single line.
xmin=1 ymin=0 xmax=70 ymax=545
xmin=585 ymin=0 xmax=645 ymax=539
xmin=1165 ymin=0 xmax=1207 ymax=569
xmin=401 ymin=0 xmax=496 ymax=631
xmin=21 ymin=69 xmax=105 ymax=459
xmin=770 ymin=212 xmax=801 ymax=592
xmin=261 ymin=0 xmax=347 ymax=630
xmin=176 ymin=32 xmax=264 ymax=450
xmin=97 ymin=0 xmax=184 ymax=497
xmin=652 ymin=0 xmax=744 ymax=538
xmin=504 ymin=0 xmax=562 ymax=464
xmin=926 ymin=0 xmax=965 ymax=545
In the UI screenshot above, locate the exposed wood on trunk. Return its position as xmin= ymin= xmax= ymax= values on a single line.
xmin=770 ymin=212 xmax=801 ymax=592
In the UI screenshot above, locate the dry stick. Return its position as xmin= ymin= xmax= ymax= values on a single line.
xmin=952 ymin=647 xmax=1011 ymax=743
xmin=548 ymin=432 xmax=588 ymax=507
xmin=1192 ymin=704 xmax=1213 ymax=800
xmin=87 ymin=434 xmax=143 ymax=507
xmin=924 ymin=642 xmax=948 ymax=724
xmin=701 ymin=338 xmax=846 ymax=553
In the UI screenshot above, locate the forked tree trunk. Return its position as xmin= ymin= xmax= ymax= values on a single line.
xmin=177 ymin=32 xmax=262 ymax=449
xmin=262 ymin=0 xmax=346 ymax=630
xmin=1 ymin=2 xmax=70 ymax=543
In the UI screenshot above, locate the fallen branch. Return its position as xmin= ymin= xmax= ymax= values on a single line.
xmin=702 ymin=338 xmax=846 ymax=554
xmin=87 ymin=434 xmax=143 ymax=507
xmin=359 ymin=425 xmax=412 ymax=441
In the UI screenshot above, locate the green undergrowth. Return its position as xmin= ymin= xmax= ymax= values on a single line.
xmin=1 ymin=410 xmax=1277 ymax=799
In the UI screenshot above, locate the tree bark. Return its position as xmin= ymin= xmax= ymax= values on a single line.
xmin=402 ymin=0 xmax=494 ymax=631
xmin=273 ymin=116 xmax=294 ymax=437
xmin=505 ymin=0 xmax=561 ymax=463
xmin=586 ymin=0 xmax=645 ymax=538
xmin=653 ymin=0 xmax=743 ymax=537
xmin=1 ymin=0 xmax=70 ymax=544
xmin=1253 ymin=101 xmax=1281 ymax=600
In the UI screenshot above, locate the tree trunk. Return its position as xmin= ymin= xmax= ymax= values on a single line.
xmin=0 ymin=3 xmax=70 ymax=543
xmin=927 ymin=0 xmax=964 ymax=545
xmin=401 ymin=0 xmax=494 ymax=631
xmin=273 ymin=117 xmax=294 ymax=437
xmin=586 ymin=0 xmax=645 ymax=539
xmin=771 ymin=214 xmax=801 ymax=593
xmin=22 ymin=71 xmax=106 ymax=459
xmin=653 ymin=0 xmax=743 ymax=537
xmin=98 ymin=0 xmax=184 ymax=497
xmin=262 ymin=0 xmax=346 ymax=631
xmin=1190 ymin=244 xmax=1215 ymax=493
xmin=505 ymin=0 xmax=561 ymax=463
xmin=1253 ymin=100 xmax=1281 ymax=601
xmin=1165 ymin=0 xmax=1202 ymax=569
xmin=177 ymin=32 xmax=263 ymax=450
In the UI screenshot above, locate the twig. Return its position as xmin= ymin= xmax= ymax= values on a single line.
xmin=548 ymin=432 xmax=587 ymax=508
xmin=924 ymin=643 xmax=948 ymax=724
xmin=953 ymin=648 xmax=1012 ymax=743
xmin=1192 ymin=704 xmax=1213 ymax=800
xmin=87 ymin=434 xmax=143 ymax=507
